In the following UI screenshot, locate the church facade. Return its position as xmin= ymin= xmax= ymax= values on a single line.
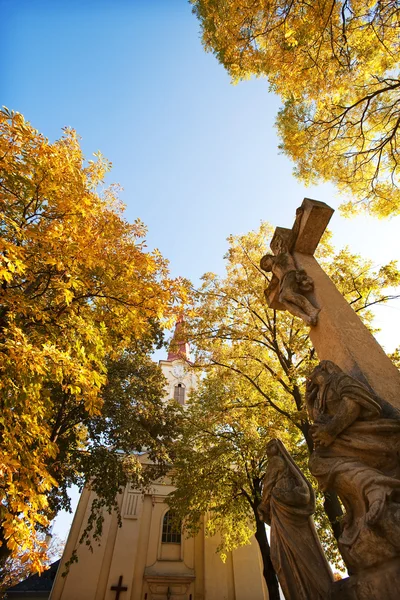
xmin=50 ymin=330 xmax=268 ymax=600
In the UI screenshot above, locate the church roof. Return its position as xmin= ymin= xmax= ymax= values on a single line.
xmin=6 ymin=560 xmax=59 ymax=596
xmin=167 ymin=316 xmax=190 ymax=361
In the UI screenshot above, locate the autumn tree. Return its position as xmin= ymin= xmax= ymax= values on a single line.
xmin=1 ymin=533 xmax=65 ymax=595
xmin=191 ymin=1 xmax=400 ymax=216
xmin=0 ymin=108 xmax=185 ymax=579
xmin=174 ymin=222 xmax=400 ymax=572
xmin=169 ymin=371 xmax=297 ymax=600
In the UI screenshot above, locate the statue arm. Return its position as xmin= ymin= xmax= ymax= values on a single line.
xmin=274 ymin=480 xmax=310 ymax=507
xmin=312 ymin=397 xmax=361 ymax=447
xmin=264 ymin=275 xmax=279 ymax=303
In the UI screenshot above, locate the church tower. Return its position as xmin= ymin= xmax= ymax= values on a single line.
xmin=159 ymin=316 xmax=195 ymax=408
xmin=50 ymin=324 xmax=268 ymax=600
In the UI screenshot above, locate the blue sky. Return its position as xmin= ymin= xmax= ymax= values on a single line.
xmin=4 ymin=0 xmax=400 ymax=283
xmin=3 ymin=0 xmax=400 ymax=539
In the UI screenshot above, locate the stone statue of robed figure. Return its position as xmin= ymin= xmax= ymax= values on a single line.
xmin=258 ymin=439 xmax=333 ymax=600
xmin=306 ymin=360 xmax=400 ymax=574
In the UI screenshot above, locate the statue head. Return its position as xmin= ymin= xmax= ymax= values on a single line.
xmin=305 ymin=362 xmax=340 ymax=414
xmin=264 ymin=439 xmax=315 ymax=510
xmin=308 ymin=360 xmax=342 ymax=388
xmin=318 ymin=360 xmax=342 ymax=375
xmin=260 ymin=254 xmax=275 ymax=273
xmin=266 ymin=439 xmax=280 ymax=457
xmin=307 ymin=360 xmax=382 ymax=418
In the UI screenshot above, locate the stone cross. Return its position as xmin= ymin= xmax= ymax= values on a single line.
xmin=266 ymin=198 xmax=400 ymax=410
xmin=110 ymin=575 xmax=128 ymax=600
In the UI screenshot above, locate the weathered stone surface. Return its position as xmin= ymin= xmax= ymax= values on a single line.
xmin=293 ymin=198 xmax=334 ymax=255
xmin=258 ymin=439 xmax=333 ymax=600
xmin=295 ymin=250 xmax=400 ymax=410
xmin=306 ymin=361 xmax=400 ymax=573
xmin=270 ymin=226 xmax=293 ymax=256
xmin=330 ymin=558 xmax=400 ymax=600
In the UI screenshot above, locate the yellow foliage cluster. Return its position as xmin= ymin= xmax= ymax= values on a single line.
xmin=0 ymin=108 xmax=185 ymax=573
xmin=192 ymin=0 xmax=400 ymax=215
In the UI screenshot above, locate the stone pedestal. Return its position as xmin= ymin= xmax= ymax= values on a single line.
xmin=330 ymin=559 xmax=400 ymax=600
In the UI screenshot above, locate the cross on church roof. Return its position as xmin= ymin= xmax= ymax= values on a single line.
xmin=110 ymin=575 xmax=128 ymax=600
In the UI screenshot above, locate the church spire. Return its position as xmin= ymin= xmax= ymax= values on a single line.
xmin=167 ymin=316 xmax=190 ymax=361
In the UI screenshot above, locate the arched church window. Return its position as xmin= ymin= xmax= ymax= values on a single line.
xmin=174 ymin=383 xmax=185 ymax=405
xmin=162 ymin=510 xmax=181 ymax=544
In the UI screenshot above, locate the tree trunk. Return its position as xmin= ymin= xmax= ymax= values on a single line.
xmin=0 ymin=529 xmax=10 ymax=565
xmin=0 ymin=530 xmax=12 ymax=594
xmin=323 ymin=489 xmax=343 ymax=541
xmin=253 ymin=509 xmax=280 ymax=600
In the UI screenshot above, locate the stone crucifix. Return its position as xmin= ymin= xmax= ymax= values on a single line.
xmin=261 ymin=198 xmax=400 ymax=410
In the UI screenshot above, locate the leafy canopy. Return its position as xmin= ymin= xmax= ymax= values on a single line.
xmin=0 ymin=534 xmax=64 ymax=594
xmin=170 ymin=373 xmax=288 ymax=555
xmin=169 ymin=372 xmax=285 ymax=599
xmin=0 ymin=108 xmax=186 ymax=576
xmin=191 ymin=0 xmax=400 ymax=216
xmin=171 ymin=221 xmax=400 ymax=570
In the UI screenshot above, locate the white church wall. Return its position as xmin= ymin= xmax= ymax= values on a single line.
xmin=232 ymin=540 xmax=269 ymax=600
xmin=50 ymin=487 xmax=120 ymax=600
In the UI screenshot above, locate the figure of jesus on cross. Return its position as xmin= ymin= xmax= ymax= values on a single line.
xmin=260 ymin=207 xmax=319 ymax=326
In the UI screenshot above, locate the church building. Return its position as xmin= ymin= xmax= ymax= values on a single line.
xmin=49 ymin=323 xmax=268 ymax=600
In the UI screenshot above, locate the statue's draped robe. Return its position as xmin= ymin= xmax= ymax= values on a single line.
xmin=309 ymin=373 xmax=400 ymax=547
xmin=262 ymin=455 xmax=332 ymax=600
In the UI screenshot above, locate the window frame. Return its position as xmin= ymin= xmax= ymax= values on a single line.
xmin=174 ymin=383 xmax=186 ymax=405
xmin=161 ymin=510 xmax=182 ymax=544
